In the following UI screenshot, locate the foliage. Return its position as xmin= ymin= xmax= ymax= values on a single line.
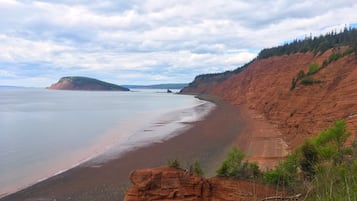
xmin=257 ymin=27 xmax=357 ymax=59
xmin=263 ymin=154 xmax=298 ymax=187
xmin=167 ymin=159 xmax=180 ymax=168
xmin=190 ymin=160 xmax=204 ymax=176
xmin=328 ymin=52 xmax=342 ymax=63
xmin=290 ymin=78 xmax=297 ymax=90
xmin=307 ymin=62 xmax=320 ymax=75
xmin=216 ymin=147 xmax=245 ymax=177
xmin=312 ymin=120 xmax=352 ymax=164
xmin=300 ymin=76 xmax=321 ymax=85
xmin=299 ymin=140 xmax=319 ymax=179
xmin=291 ymin=70 xmax=306 ymax=90
xmin=305 ymin=162 xmax=357 ymax=201
xmin=343 ymin=47 xmax=354 ymax=56
xmin=216 ymin=146 xmax=261 ymax=179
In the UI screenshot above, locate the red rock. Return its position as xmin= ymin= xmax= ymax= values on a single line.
xmin=124 ymin=167 xmax=285 ymax=201
xmin=182 ymin=50 xmax=357 ymax=150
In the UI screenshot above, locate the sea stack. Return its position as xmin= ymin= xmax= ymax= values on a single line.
xmin=48 ymin=76 xmax=130 ymax=91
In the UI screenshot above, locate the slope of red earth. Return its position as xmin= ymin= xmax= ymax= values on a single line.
xmin=182 ymin=49 xmax=357 ymax=168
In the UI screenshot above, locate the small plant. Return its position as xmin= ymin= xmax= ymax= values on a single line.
xmin=167 ymin=159 xmax=180 ymax=168
xmin=263 ymin=154 xmax=298 ymax=187
xmin=190 ymin=160 xmax=204 ymax=176
xmin=343 ymin=47 xmax=354 ymax=56
xmin=300 ymin=76 xmax=321 ymax=85
xmin=328 ymin=52 xmax=342 ymax=63
xmin=299 ymin=140 xmax=319 ymax=179
xmin=216 ymin=146 xmax=261 ymax=179
xmin=216 ymin=146 xmax=245 ymax=177
xmin=307 ymin=62 xmax=319 ymax=75
xmin=290 ymin=78 xmax=297 ymax=90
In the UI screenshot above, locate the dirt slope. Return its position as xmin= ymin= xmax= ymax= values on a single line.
xmin=182 ymin=50 xmax=357 ymax=162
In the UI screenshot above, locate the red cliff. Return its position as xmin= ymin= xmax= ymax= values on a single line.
xmin=182 ymin=49 xmax=357 ymax=150
xmin=124 ymin=167 xmax=285 ymax=201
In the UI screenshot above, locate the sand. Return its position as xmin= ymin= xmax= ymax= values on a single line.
xmin=1 ymin=96 xmax=247 ymax=201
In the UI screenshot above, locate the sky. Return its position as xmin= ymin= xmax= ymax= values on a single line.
xmin=0 ymin=0 xmax=357 ymax=87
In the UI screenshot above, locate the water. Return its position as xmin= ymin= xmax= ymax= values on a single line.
xmin=0 ymin=88 xmax=214 ymax=196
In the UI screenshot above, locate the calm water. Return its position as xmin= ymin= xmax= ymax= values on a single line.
xmin=0 ymin=88 xmax=214 ymax=196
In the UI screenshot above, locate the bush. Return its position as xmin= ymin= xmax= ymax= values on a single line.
xmin=343 ymin=47 xmax=354 ymax=56
xmin=312 ymin=120 xmax=352 ymax=164
xmin=328 ymin=52 xmax=342 ymax=63
xmin=307 ymin=62 xmax=319 ymax=75
xmin=290 ymin=78 xmax=297 ymax=90
xmin=167 ymin=159 xmax=180 ymax=168
xmin=299 ymin=140 xmax=319 ymax=179
xmin=216 ymin=147 xmax=245 ymax=177
xmin=263 ymin=154 xmax=298 ymax=187
xmin=300 ymin=76 xmax=321 ymax=85
xmin=190 ymin=160 xmax=204 ymax=176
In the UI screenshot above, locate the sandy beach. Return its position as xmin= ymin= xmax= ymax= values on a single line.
xmin=1 ymin=96 xmax=247 ymax=201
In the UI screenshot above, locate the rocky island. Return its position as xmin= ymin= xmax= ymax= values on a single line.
xmin=48 ymin=76 xmax=129 ymax=91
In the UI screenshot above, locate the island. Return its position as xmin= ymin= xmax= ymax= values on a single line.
xmin=47 ymin=76 xmax=130 ymax=91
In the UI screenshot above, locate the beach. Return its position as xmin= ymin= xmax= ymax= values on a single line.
xmin=1 ymin=96 xmax=246 ymax=201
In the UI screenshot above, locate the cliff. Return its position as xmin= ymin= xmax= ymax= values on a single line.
xmin=181 ymin=49 xmax=357 ymax=149
xmin=48 ymin=76 xmax=129 ymax=91
xmin=124 ymin=167 xmax=285 ymax=201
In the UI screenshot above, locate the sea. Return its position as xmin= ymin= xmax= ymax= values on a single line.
xmin=0 ymin=88 xmax=215 ymax=197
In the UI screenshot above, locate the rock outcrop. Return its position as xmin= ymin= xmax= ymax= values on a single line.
xmin=181 ymin=49 xmax=357 ymax=149
xmin=48 ymin=76 xmax=130 ymax=91
xmin=124 ymin=167 xmax=285 ymax=201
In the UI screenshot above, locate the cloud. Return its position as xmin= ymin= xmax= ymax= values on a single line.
xmin=1 ymin=0 xmax=357 ymax=86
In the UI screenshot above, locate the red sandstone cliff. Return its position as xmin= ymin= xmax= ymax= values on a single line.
xmin=182 ymin=49 xmax=357 ymax=149
xmin=124 ymin=167 xmax=285 ymax=201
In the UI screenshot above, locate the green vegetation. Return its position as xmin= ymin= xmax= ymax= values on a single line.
xmin=167 ymin=159 xmax=180 ymax=168
xmin=307 ymin=62 xmax=319 ymax=75
xmin=291 ymin=69 xmax=321 ymax=89
xmin=257 ymin=28 xmax=357 ymax=59
xmin=263 ymin=154 xmax=298 ymax=187
xmin=57 ymin=76 xmax=130 ymax=91
xmin=262 ymin=120 xmax=356 ymax=200
xmin=300 ymin=76 xmax=321 ymax=85
xmin=190 ymin=160 xmax=204 ymax=176
xmin=216 ymin=147 xmax=261 ymax=179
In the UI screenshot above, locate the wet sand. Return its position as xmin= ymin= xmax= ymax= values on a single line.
xmin=1 ymin=96 xmax=246 ymax=201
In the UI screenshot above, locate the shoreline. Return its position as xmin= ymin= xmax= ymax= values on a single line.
xmin=1 ymin=96 xmax=246 ymax=201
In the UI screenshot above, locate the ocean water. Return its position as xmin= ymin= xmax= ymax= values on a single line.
xmin=0 ymin=88 xmax=214 ymax=196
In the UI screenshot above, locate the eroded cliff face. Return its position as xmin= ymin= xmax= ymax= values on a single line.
xmin=124 ymin=167 xmax=285 ymax=201
xmin=182 ymin=50 xmax=357 ymax=148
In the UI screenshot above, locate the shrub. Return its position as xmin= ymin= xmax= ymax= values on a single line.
xmin=167 ymin=159 xmax=180 ymax=168
xmin=190 ymin=160 xmax=204 ymax=176
xmin=263 ymin=154 xmax=298 ymax=187
xmin=216 ymin=147 xmax=245 ymax=177
xmin=328 ymin=52 xmax=342 ymax=63
xmin=300 ymin=76 xmax=321 ymax=85
xmin=343 ymin=47 xmax=354 ymax=56
xmin=290 ymin=78 xmax=297 ymax=90
xmin=312 ymin=120 xmax=352 ymax=164
xmin=307 ymin=62 xmax=319 ymax=75
xmin=299 ymin=140 xmax=319 ymax=179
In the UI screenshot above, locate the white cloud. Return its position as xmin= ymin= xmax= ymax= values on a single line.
xmin=0 ymin=0 xmax=357 ymax=86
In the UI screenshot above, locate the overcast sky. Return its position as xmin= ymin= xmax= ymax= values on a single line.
xmin=0 ymin=0 xmax=357 ymax=87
